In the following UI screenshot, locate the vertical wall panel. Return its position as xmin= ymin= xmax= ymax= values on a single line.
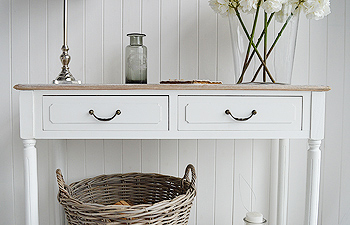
xmin=142 ymin=0 xmax=161 ymax=84
xmin=233 ymin=140 xmax=253 ymax=225
xmin=215 ymin=140 xmax=234 ymax=225
xmin=122 ymin=140 xmax=142 ymax=173
xmin=85 ymin=140 xmax=104 ymax=177
xmin=48 ymin=0 xmax=62 ymax=83
xmin=66 ymin=140 xmax=86 ymax=183
xmin=339 ymin=1 xmax=350 ymax=224
xmin=160 ymin=0 xmax=179 ymax=80
xmin=85 ymin=0 xmax=103 ymax=83
xmin=103 ymin=140 xmax=123 ymax=174
xmin=322 ymin=0 xmax=346 ymax=224
xmin=198 ymin=0 xmax=217 ymax=80
xmin=159 ymin=140 xmax=178 ymax=176
xmin=11 ymin=0 xmax=30 ymax=223
xmin=197 ymin=140 xmax=215 ymax=225
xmin=141 ymin=140 xmax=159 ymax=173
xmin=4 ymin=1 xmax=350 ymax=225
xmin=288 ymin=140 xmax=307 ymax=225
xmin=103 ymin=0 xmax=122 ymax=84
xmin=217 ymin=16 xmax=234 ymax=84
xmin=178 ymin=140 xmax=197 ymax=225
xmin=0 ymin=0 xmax=15 ymax=223
xmin=122 ymin=0 xmax=141 ymax=83
xmin=49 ymin=140 xmax=67 ymax=225
xmin=292 ymin=16 xmax=310 ymax=85
xmin=68 ymin=0 xmax=84 ymax=83
xmin=179 ymin=0 xmax=198 ymax=80
xmin=252 ymin=140 xmax=271 ymax=220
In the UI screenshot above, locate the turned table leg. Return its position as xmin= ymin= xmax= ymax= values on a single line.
xmin=304 ymin=139 xmax=322 ymax=225
xmin=23 ymin=139 xmax=39 ymax=225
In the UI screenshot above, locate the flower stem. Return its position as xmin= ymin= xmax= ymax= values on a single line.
xmin=234 ymin=7 xmax=273 ymax=83
xmin=238 ymin=13 xmax=274 ymax=83
xmin=263 ymin=12 xmax=267 ymax=82
xmin=239 ymin=0 xmax=263 ymax=83
xmin=252 ymin=4 xmax=301 ymax=82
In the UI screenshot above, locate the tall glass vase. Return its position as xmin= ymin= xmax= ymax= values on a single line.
xmin=228 ymin=11 xmax=300 ymax=84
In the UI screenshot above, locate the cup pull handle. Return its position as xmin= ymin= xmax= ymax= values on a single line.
xmin=225 ymin=109 xmax=257 ymax=121
xmin=89 ymin=109 xmax=121 ymax=121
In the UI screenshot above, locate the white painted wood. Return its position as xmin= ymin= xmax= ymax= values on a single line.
xmin=42 ymin=95 xmax=168 ymax=131
xmin=179 ymin=96 xmax=302 ymax=131
xmin=103 ymin=0 xmax=122 ymax=84
xmin=339 ymin=2 xmax=350 ymax=223
xmin=197 ymin=140 xmax=216 ymax=225
xmin=288 ymin=139 xmax=307 ymax=225
xmin=4 ymin=0 xmax=345 ymax=224
xmin=269 ymin=140 xmax=279 ymax=225
xmin=292 ymin=16 xmax=310 ymax=85
xmin=321 ymin=1 xmax=346 ymax=224
xmin=304 ymin=139 xmax=322 ymax=225
xmin=23 ymin=139 xmax=39 ymax=225
xmin=0 ymin=0 xmax=14 ymax=222
xmin=214 ymin=140 xmax=234 ymax=225
xmin=233 ymin=140 xmax=252 ymax=225
xmin=198 ymin=0 xmax=217 ymax=81
xmin=122 ymin=140 xmax=141 ymax=173
xmin=217 ymin=12 xmax=234 ymax=84
xmin=277 ymin=139 xmax=290 ymax=225
xmin=159 ymin=140 xmax=178 ymax=176
xmin=141 ymin=140 xmax=159 ymax=173
xmin=49 ymin=140 xmax=67 ymax=225
xmin=85 ymin=0 xmax=103 ymax=84
xmin=178 ymin=140 xmax=197 ymax=225
xmin=85 ymin=140 xmax=104 ymax=177
xmin=179 ymin=0 xmax=198 ymax=81
xmin=310 ymin=92 xmax=326 ymax=140
xmin=142 ymin=0 xmax=161 ymax=84
xmin=103 ymin=140 xmax=123 ymax=174
xmin=123 ymin=0 xmax=142 ymax=84
xmin=160 ymin=0 xmax=179 ymax=81
xmin=252 ymin=140 xmax=271 ymax=221
xmin=68 ymin=0 xmax=84 ymax=83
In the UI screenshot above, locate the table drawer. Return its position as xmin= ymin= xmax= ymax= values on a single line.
xmin=178 ymin=96 xmax=302 ymax=131
xmin=43 ymin=96 xmax=168 ymax=131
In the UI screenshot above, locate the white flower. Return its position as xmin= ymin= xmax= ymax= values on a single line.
xmin=303 ymin=0 xmax=331 ymax=20
xmin=209 ymin=0 xmax=235 ymax=17
xmin=275 ymin=0 xmax=300 ymax=23
xmin=239 ymin=0 xmax=259 ymax=13
xmin=262 ymin=0 xmax=283 ymax=14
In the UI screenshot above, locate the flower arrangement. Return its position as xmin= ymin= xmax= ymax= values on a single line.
xmin=209 ymin=0 xmax=331 ymax=84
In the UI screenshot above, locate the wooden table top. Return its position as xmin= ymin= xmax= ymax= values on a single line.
xmin=13 ymin=83 xmax=331 ymax=92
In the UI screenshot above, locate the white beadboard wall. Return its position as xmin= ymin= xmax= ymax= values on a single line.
xmin=1 ymin=0 xmax=349 ymax=224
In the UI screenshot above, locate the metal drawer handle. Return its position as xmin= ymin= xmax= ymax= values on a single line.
xmin=225 ymin=109 xmax=257 ymax=121
xmin=89 ymin=109 xmax=121 ymax=121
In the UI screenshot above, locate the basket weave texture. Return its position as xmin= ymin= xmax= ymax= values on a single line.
xmin=56 ymin=164 xmax=196 ymax=224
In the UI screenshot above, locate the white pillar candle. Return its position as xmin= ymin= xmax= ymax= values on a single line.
xmin=244 ymin=212 xmax=267 ymax=225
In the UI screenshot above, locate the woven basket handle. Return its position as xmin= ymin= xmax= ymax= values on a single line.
xmin=183 ymin=164 xmax=196 ymax=189
xmin=56 ymin=169 xmax=69 ymax=196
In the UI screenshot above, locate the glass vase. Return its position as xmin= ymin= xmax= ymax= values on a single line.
xmin=125 ymin=33 xmax=147 ymax=84
xmin=228 ymin=11 xmax=300 ymax=84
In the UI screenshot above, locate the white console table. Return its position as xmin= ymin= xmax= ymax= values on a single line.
xmin=14 ymin=84 xmax=330 ymax=225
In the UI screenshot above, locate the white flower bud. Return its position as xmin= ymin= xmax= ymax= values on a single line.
xmin=262 ymin=0 xmax=283 ymax=14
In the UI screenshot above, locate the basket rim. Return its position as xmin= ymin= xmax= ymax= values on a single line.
xmin=56 ymin=166 xmax=196 ymax=212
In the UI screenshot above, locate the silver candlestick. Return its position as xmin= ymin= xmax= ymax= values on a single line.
xmin=53 ymin=0 xmax=81 ymax=84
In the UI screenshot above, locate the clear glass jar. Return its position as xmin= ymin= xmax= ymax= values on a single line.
xmin=125 ymin=33 xmax=147 ymax=84
xmin=229 ymin=11 xmax=300 ymax=84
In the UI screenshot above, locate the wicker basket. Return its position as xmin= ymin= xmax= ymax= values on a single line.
xmin=56 ymin=164 xmax=196 ymax=224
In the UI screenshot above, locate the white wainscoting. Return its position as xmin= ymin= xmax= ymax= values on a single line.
xmin=1 ymin=0 xmax=349 ymax=224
